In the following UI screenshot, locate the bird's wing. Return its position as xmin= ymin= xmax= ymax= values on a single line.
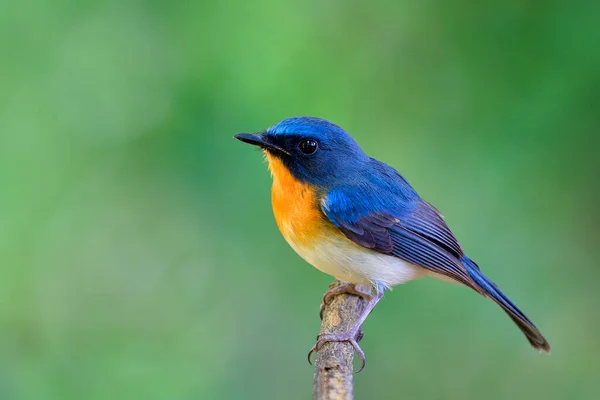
xmin=322 ymin=187 xmax=479 ymax=290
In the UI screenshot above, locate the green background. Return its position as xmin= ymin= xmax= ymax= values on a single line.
xmin=2 ymin=1 xmax=599 ymax=399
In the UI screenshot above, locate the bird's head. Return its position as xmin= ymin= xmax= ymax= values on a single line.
xmin=235 ymin=117 xmax=368 ymax=186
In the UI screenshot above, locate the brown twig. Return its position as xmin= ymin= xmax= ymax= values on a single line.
xmin=312 ymin=280 xmax=370 ymax=400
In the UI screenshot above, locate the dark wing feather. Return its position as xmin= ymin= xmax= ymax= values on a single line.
xmin=402 ymin=201 xmax=463 ymax=256
xmin=336 ymin=213 xmax=397 ymax=253
xmin=323 ymin=190 xmax=479 ymax=291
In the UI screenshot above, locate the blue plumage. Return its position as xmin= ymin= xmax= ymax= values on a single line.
xmin=462 ymin=256 xmax=549 ymax=350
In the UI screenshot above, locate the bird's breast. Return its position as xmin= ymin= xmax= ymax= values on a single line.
xmin=266 ymin=153 xmax=330 ymax=248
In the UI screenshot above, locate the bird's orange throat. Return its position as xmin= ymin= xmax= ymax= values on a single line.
xmin=265 ymin=152 xmax=327 ymax=247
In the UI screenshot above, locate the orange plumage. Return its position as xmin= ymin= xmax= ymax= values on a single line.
xmin=265 ymin=153 xmax=332 ymax=247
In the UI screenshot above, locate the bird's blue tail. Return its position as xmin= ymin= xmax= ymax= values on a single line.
xmin=461 ymin=256 xmax=550 ymax=352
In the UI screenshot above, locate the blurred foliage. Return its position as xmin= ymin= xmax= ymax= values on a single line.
xmin=1 ymin=0 xmax=599 ymax=399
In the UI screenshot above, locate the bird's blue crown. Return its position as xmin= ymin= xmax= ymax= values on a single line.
xmin=263 ymin=117 xmax=368 ymax=186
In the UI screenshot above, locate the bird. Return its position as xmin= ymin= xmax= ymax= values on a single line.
xmin=234 ymin=116 xmax=550 ymax=370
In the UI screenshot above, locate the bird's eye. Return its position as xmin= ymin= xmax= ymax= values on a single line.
xmin=298 ymin=139 xmax=319 ymax=155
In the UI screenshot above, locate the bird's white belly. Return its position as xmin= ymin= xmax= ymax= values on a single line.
xmin=287 ymin=231 xmax=426 ymax=288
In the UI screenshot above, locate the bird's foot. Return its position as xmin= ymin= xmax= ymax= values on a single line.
xmin=310 ymin=281 xmax=386 ymax=373
xmin=320 ymin=282 xmax=372 ymax=320
xmin=307 ymin=327 xmax=367 ymax=373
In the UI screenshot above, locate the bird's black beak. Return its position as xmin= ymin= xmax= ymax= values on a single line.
xmin=234 ymin=133 xmax=290 ymax=155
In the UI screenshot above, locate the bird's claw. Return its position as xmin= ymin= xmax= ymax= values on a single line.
xmin=319 ymin=282 xmax=372 ymax=320
xmin=307 ymin=329 xmax=367 ymax=373
xmin=310 ymin=281 xmax=385 ymax=373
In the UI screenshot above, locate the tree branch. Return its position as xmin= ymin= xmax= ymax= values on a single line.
xmin=312 ymin=280 xmax=370 ymax=400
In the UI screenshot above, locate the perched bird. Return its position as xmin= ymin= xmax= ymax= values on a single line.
xmin=235 ymin=117 xmax=550 ymax=370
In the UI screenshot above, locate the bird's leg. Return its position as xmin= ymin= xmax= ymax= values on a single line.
xmin=319 ymin=281 xmax=373 ymax=320
xmin=309 ymin=282 xmax=386 ymax=372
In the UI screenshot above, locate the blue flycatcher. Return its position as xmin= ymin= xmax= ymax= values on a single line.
xmin=235 ymin=117 xmax=550 ymax=370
